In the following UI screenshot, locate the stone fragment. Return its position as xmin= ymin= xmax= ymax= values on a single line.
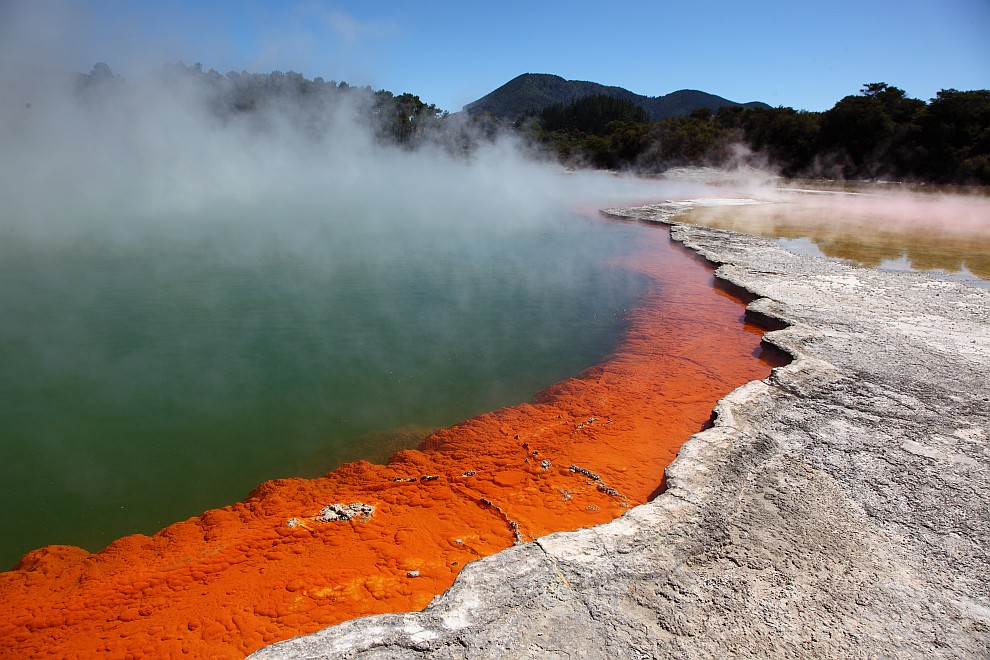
xmin=315 ymin=503 xmax=375 ymax=523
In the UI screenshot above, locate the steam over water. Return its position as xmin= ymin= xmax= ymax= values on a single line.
xmin=679 ymin=185 xmax=990 ymax=288
xmin=0 ymin=68 xmax=712 ymax=568
xmin=0 ymin=199 xmax=660 ymax=568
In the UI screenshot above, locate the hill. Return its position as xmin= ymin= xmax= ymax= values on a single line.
xmin=464 ymin=73 xmax=770 ymax=121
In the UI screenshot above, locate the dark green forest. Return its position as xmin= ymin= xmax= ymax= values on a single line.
xmin=525 ymin=84 xmax=990 ymax=184
xmin=70 ymin=64 xmax=990 ymax=185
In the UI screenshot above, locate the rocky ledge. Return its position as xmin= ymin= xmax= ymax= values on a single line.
xmin=252 ymin=205 xmax=990 ymax=659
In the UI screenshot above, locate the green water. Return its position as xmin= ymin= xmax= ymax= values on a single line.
xmin=0 ymin=203 xmax=653 ymax=569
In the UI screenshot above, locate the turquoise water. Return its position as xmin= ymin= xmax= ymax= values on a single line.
xmin=0 ymin=202 xmax=654 ymax=569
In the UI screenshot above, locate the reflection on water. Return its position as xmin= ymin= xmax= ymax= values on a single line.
xmin=682 ymin=186 xmax=990 ymax=287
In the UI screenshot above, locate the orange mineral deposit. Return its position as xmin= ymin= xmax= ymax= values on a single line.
xmin=0 ymin=223 xmax=787 ymax=659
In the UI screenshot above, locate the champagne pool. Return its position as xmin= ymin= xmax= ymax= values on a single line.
xmin=0 ymin=197 xmax=657 ymax=569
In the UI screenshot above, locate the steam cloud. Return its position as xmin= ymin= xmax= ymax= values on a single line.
xmin=0 ymin=34 xmax=710 ymax=565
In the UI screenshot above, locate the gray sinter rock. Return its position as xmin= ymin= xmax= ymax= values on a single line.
xmin=251 ymin=204 xmax=990 ymax=659
xmin=315 ymin=503 xmax=376 ymax=523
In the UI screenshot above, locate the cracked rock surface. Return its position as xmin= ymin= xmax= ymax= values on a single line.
xmin=251 ymin=207 xmax=990 ymax=659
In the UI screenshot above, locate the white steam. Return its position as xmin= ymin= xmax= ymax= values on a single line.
xmin=0 ymin=63 xmax=713 ymax=250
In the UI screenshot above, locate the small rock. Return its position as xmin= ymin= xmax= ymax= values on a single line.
xmin=570 ymin=464 xmax=601 ymax=481
xmin=315 ymin=503 xmax=375 ymax=523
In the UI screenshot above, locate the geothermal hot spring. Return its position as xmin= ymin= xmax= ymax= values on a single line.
xmin=1 ymin=82 xmax=794 ymax=654
xmin=0 ymin=76 xmax=738 ymax=572
xmin=0 ymin=181 xmax=674 ymax=569
xmin=0 ymin=74 xmax=795 ymax=657
xmin=4 ymin=79 xmax=987 ymax=657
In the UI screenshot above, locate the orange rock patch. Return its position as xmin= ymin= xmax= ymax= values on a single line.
xmin=0 ymin=225 xmax=787 ymax=658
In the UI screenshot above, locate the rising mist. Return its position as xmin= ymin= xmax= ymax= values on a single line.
xmin=0 ymin=49 xmax=729 ymax=569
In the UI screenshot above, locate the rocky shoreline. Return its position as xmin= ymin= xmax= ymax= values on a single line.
xmin=252 ymin=204 xmax=990 ymax=658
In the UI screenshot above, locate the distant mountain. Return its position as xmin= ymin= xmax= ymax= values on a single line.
xmin=464 ymin=73 xmax=770 ymax=121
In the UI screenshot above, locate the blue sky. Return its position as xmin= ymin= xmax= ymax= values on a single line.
xmin=4 ymin=0 xmax=989 ymax=112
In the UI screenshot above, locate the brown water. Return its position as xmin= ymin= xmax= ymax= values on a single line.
xmin=680 ymin=184 xmax=990 ymax=287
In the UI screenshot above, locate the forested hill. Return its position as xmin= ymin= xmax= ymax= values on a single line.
xmin=464 ymin=73 xmax=769 ymax=121
xmin=526 ymin=83 xmax=990 ymax=184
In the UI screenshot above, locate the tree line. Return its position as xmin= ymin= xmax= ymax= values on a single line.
xmin=524 ymin=84 xmax=990 ymax=185
xmin=73 ymin=64 xmax=990 ymax=185
xmin=77 ymin=62 xmax=451 ymax=149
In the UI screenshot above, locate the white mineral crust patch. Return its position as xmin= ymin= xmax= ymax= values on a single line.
xmin=251 ymin=203 xmax=990 ymax=659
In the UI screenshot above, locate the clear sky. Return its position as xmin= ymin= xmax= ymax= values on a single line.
xmin=3 ymin=0 xmax=989 ymax=113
